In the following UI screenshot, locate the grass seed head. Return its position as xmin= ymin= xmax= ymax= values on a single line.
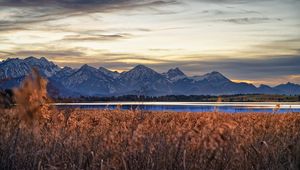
xmin=13 ymin=68 xmax=50 ymax=125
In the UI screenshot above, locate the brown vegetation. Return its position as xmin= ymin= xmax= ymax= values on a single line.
xmin=0 ymin=108 xmax=299 ymax=170
xmin=12 ymin=68 xmax=50 ymax=125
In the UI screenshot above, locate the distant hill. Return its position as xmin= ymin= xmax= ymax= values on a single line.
xmin=1 ymin=56 xmax=300 ymax=97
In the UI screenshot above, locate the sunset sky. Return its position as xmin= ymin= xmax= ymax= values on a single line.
xmin=0 ymin=0 xmax=299 ymax=85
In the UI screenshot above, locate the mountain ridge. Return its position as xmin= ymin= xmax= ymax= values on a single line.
xmin=0 ymin=57 xmax=300 ymax=97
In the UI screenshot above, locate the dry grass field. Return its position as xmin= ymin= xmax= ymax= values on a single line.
xmin=0 ymin=107 xmax=300 ymax=170
xmin=0 ymin=71 xmax=300 ymax=170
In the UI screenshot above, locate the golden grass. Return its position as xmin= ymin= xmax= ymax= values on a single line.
xmin=0 ymin=108 xmax=299 ymax=170
xmin=13 ymin=68 xmax=49 ymax=124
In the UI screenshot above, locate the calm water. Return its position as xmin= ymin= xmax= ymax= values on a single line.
xmin=54 ymin=102 xmax=300 ymax=113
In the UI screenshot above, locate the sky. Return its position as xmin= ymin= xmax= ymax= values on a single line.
xmin=0 ymin=0 xmax=299 ymax=86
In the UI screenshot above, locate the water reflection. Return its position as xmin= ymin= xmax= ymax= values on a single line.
xmin=54 ymin=102 xmax=300 ymax=113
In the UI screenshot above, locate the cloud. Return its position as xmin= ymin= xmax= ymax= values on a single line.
xmin=103 ymin=56 xmax=168 ymax=64
xmin=168 ymin=54 xmax=300 ymax=83
xmin=101 ymin=53 xmax=300 ymax=85
xmin=0 ymin=50 xmax=14 ymax=56
xmin=245 ymin=38 xmax=300 ymax=55
xmin=192 ymin=0 xmax=274 ymax=4
xmin=148 ymin=48 xmax=184 ymax=52
xmin=83 ymin=53 xmax=300 ymax=85
xmin=4 ymin=50 xmax=86 ymax=58
xmin=0 ymin=0 xmax=179 ymax=10
xmin=0 ymin=0 xmax=299 ymax=85
xmin=0 ymin=8 xmax=84 ymax=32
xmin=220 ymin=17 xmax=282 ymax=24
xmin=61 ymin=33 xmax=132 ymax=41
xmin=0 ymin=0 xmax=180 ymax=32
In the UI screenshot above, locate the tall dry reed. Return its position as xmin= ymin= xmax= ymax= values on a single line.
xmin=0 ymin=108 xmax=299 ymax=170
xmin=13 ymin=68 xmax=52 ymax=125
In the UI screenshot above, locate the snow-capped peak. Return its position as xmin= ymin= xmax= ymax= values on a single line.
xmin=0 ymin=56 xmax=60 ymax=79
xmin=76 ymin=64 xmax=101 ymax=75
xmin=0 ymin=58 xmax=31 ymax=79
xmin=24 ymin=56 xmax=60 ymax=77
xmin=123 ymin=65 xmax=158 ymax=77
xmin=120 ymin=64 xmax=163 ymax=83
xmin=80 ymin=64 xmax=93 ymax=69
xmin=192 ymin=71 xmax=230 ymax=83
xmin=61 ymin=66 xmax=73 ymax=71
xmin=132 ymin=64 xmax=153 ymax=72
xmin=163 ymin=67 xmax=186 ymax=81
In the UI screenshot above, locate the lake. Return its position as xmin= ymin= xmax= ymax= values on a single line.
xmin=54 ymin=102 xmax=300 ymax=113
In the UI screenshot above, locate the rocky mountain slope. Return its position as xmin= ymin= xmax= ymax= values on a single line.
xmin=0 ymin=57 xmax=299 ymax=97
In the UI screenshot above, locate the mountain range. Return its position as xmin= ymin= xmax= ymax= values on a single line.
xmin=0 ymin=57 xmax=300 ymax=97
